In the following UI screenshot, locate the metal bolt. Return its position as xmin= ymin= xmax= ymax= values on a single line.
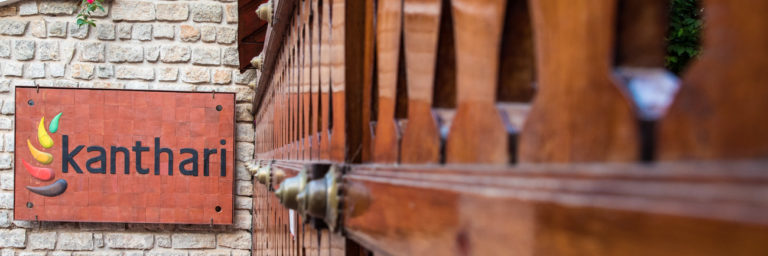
xmin=274 ymin=169 xmax=307 ymax=210
xmin=296 ymin=166 xmax=341 ymax=231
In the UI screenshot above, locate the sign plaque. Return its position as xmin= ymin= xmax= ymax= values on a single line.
xmin=14 ymin=88 xmax=235 ymax=224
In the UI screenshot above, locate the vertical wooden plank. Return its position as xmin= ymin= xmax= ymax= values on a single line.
xmin=293 ymin=14 xmax=301 ymax=160
xmin=303 ymin=0 xmax=312 ymax=161
xmin=268 ymin=192 xmax=273 ymax=256
xmin=320 ymin=0 xmax=332 ymax=161
xmin=330 ymin=0 xmax=347 ymax=162
xmin=311 ymin=0 xmax=321 ymax=160
xmin=298 ymin=3 xmax=306 ymax=161
xmin=445 ymin=0 xmax=509 ymax=164
xmin=345 ymin=0 xmax=376 ymax=163
xmin=274 ymin=54 xmax=285 ymax=159
xmin=276 ymin=55 xmax=282 ymax=158
xmin=658 ymin=0 xmax=768 ymax=160
xmin=519 ymin=0 xmax=639 ymax=163
xmin=372 ymin=0 xmax=404 ymax=163
xmin=283 ymin=43 xmax=290 ymax=160
xmin=277 ymin=55 xmax=284 ymax=159
xmin=287 ymin=37 xmax=292 ymax=160
xmin=400 ymin=0 xmax=442 ymax=164
xmin=289 ymin=16 xmax=296 ymax=161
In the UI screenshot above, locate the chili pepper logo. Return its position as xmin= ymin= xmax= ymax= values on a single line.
xmin=23 ymin=113 xmax=67 ymax=197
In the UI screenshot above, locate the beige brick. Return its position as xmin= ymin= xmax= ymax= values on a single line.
xmin=57 ymin=232 xmax=94 ymax=250
xmin=29 ymin=231 xmax=56 ymax=250
xmin=217 ymin=231 xmax=251 ymax=249
xmin=171 ymin=233 xmax=215 ymax=249
xmin=157 ymin=67 xmax=179 ymax=82
xmin=225 ymin=4 xmax=238 ymax=24
xmin=180 ymin=25 xmax=200 ymax=42
xmin=191 ymin=3 xmax=222 ymax=23
xmin=103 ymin=233 xmax=154 ymax=249
xmin=0 ymin=20 xmax=28 ymax=36
xmin=112 ymin=1 xmax=156 ymax=21
xmin=192 ymin=47 xmax=220 ymax=66
xmin=160 ymin=45 xmax=190 ymax=63
xmin=200 ymin=25 xmax=216 ymax=42
xmin=216 ymin=27 xmax=236 ymax=44
xmin=71 ymin=63 xmax=95 ymax=80
xmin=181 ymin=67 xmax=209 ymax=84
xmin=212 ymin=69 xmax=231 ymax=84
xmin=0 ymin=229 xmax=25 ymax=248
xmin=156 ymin=3 xmax=189 ymax=21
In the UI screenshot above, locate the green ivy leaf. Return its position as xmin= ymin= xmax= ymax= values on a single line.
xmin=666 ymin=0 xmax=703 ymax=74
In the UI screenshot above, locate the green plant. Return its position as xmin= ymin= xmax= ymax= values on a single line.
xmin=666 ymin=0 xmax=703 ymax=74
xmin=76 ymin=0 xmax=105 ymax=27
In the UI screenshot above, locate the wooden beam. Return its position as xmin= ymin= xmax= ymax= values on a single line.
xmin=342 ymin=162 xmax=768 ymax=255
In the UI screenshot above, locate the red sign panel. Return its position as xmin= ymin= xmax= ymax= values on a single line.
xmin=14 ymin=88 xmax=235 ymax=224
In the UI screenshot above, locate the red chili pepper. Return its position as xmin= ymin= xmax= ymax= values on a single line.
xmin=21 ymin=159 xmax=55 ymax=181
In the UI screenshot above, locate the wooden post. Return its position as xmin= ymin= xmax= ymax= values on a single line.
xmin=373 ymin=0 xmax=404 ymax=163
xmin=400 ymin=0 xmax=442 ymax=164
xmin=446 ymin=0 xmax=510 ymax=164
xmin=658 ymin=0 xmax=768 ymax=160
xmin=519 ymin=0 xmax=639 ymax=163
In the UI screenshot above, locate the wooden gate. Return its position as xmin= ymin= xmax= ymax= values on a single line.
xmin=248 ymin=0 xmax=768 ymax=255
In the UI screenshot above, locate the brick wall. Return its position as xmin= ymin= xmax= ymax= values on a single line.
xmin=0 ymin=0 xmax=260 ymax=255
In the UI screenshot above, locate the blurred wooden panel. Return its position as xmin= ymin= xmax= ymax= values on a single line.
xmin=519 ymin=0 xmax=639 ymax=163
xmin=320 ymin=0 xmax=332 ymax=160
xmin=445 ymin=0 xmax=510 ymax=164
xmin=311 ymin=0 xmax=321 ymax=160
xmin=330 ymin=0 xmax=347 ymax=162
xmin=400 ymin=0 xmax=443 ymax=164
xmin=373 ymin=0 xmax=404 ymax=163
xmin=344 ymin=0 xmax=376 ymax=164
xmin=293 ymin=10 xmax=302 ymax=160
xmin=658 ymin=0 xmax=768 ymax=160
xmin=302 ymin=0 xmax=312 ymax=161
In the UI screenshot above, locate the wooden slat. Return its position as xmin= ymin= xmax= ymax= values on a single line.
xmin=342 ymin=162 xmax=768 ymax=255
xmin=342 ymin=0 xmax=376 ymax=163
xmin=400 ymin=0 xmax=442 ymax=164
xmin=311 ymin=0 xmax=321 ymax=160
xmin=291 ymin=15 xmax=299 ymax=160
xmin=282 ymin=38 xmax=290 ymax=159
xmin=329 ymin=0 xmax=347 ymax=162
xmin=276 ymin=51 xmax=284 ymax=159
xmin=319 ymin=0 xmax=332 ymax=160
xmin=444 ymin=0 xmax=510 ymax=164
xmin=372 ymin=0 xmax=404 ymax=163
xmin=302 ymin=0 xmax=312 ymax=161
xmin=658 ymin=0 xmax=768 ymax=160
xmin=519 ymin=0 xmax=639 ymax=163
